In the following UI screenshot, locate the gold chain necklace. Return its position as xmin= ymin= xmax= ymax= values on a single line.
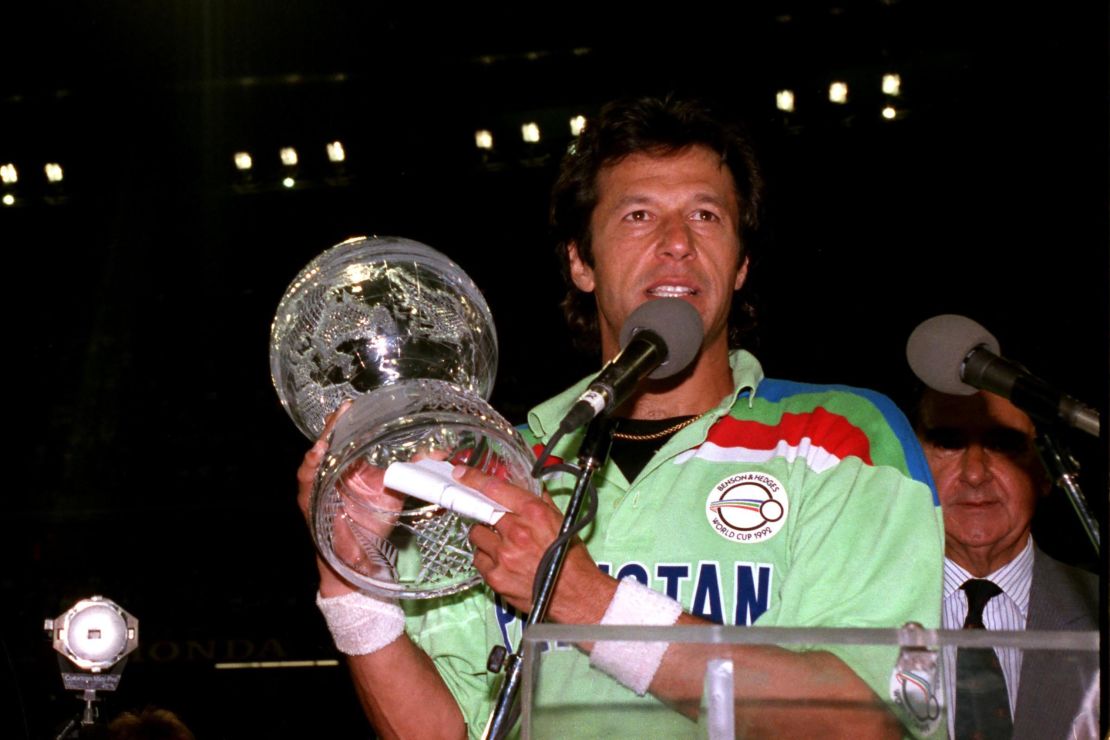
xmin=611 ymin=413 xmax=705 ymax=442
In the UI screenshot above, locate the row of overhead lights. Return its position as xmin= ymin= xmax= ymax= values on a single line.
xmin=776 ymin=74 xmax=902 ymax=116
xmin=232 ymin=141 xmax=347 ymax=189
xmin=474 ymin=115 xmax=585 ymax=151
xmin=1 ymin=162 xmax=65 ymax=206
xmin=4 ymin=76 xmax=906 ymax=206
xmin=1 ymin=162 xmax=65 ymax=184
xmin=234 ymin=141 xmax=347 ymax=172
xmin=230 ymin=120 xmax=586 ymax=163
xmin=473 ymin=76 xmax=904 ymax=151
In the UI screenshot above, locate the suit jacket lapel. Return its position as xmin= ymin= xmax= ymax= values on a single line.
xmin=1012 ymin=546 xmax=1099 ymax=740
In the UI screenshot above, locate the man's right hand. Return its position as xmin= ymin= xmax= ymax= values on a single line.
xmin=296 ymin=401 xmax=467 ymax=739
xmin=297 ymin=402 xmax=361 ymax=598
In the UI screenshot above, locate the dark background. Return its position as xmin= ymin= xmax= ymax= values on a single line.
xmin=1 ymin=2 xmax=1106 ymax=737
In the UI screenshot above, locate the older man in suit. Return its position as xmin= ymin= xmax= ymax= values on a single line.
xmin=916 ymin=388 xmax=1099 ymax=739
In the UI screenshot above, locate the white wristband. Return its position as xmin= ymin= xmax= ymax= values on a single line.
xmin=316 ymin=591 xmax=405 ymax=656
xmin=589 ymin=577 xmax=683 ymax=695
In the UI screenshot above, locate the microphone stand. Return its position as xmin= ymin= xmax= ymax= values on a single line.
xmin=482 ymin=416 xmax=616 ymax=740
xmin=1036 ymin=431 xmax=1100 ymax=557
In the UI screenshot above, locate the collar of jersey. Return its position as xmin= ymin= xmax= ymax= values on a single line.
xmin=527 ymin=349 xmax=764 ymax=443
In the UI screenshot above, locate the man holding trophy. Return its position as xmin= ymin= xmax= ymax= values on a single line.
xmin=295 ymin=97 xmax=944 ymax=738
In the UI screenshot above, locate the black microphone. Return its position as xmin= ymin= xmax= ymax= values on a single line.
xmin=906 ymin=314 xmax=1099 ymax=437
xmin=558 ymin=299 xmax=704 ymax=433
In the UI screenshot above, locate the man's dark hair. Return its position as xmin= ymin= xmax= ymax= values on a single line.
xmin=107 ymin=707 xmax=195 ymax=740
xmin=550 ymin=95 xmax=765 ymax=352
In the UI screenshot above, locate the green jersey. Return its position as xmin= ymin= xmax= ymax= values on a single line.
xmin=402 ymin=351 xmax=944 ymax=737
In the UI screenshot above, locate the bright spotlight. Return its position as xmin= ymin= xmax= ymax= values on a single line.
xmin=280 ymin=147 xmax=299 ymax=166
xmin=234 ymin=152 xmax=253 ymax=171
xmin=46 ymin=595 xmax=138 ymax=674
xmin=326 ymin=141 xmax=346 ymax=163
xmin=569 ymin=115 xmax=586 ymax=136
xmin=45 ymin=163 xmax=64 ymax=183
xmin=0 ymin=163 xmax=17 ymax=185
xmin=46 ymin=596 xmax=139 ymax=726
xmin=475 ymin=130 xmax=493 ymax=150
xmin=882 ymin=73 xmax=902 ymax=96
xmin=775 ymin=90 xmax=795 ymax=112
xmin=521 ymin=122 xmax=540 ymax=143
xmin=882 ymin=105 xmax=897 ymax=120
xmin=2 ymin=194 xmax=13 ymax=206
xmin=282 ymin=176 xmax=295 ymax=188
xmin=829 ymin=82 xmax=848 ymax=104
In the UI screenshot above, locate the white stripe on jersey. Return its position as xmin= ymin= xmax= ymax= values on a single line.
xmin=672 ymin=437 xmax=843 ymax=474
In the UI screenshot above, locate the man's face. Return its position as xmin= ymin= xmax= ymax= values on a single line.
xmin=566 ymin=145 xmax=748 ymax=360
xmin=917 ymin=390 xmax=1046 ymax=575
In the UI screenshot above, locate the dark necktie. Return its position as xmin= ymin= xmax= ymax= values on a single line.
xmin=955 ymin=579 xmax=1013 ymax=740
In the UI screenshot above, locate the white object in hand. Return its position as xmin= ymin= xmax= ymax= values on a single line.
xmin=383 ymin=458 xmax=509 ymax=525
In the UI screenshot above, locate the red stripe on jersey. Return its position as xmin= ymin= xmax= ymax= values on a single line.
xmin=705 ymin=409 xmax=873 ymax=465
xmin=532 ymin=443 xmax=564 ymax=469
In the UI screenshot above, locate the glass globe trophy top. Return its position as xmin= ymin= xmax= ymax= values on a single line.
xmin=270 ymin=236 xmax=499 ymax=440
xmin=270 ymin=236 xmax=538 ymax=599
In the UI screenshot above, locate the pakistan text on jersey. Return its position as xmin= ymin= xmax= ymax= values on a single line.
xmin=494 ymin=561 xmax=774 ymax=649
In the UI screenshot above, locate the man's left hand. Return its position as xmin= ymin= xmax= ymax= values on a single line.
xmin=457 ymin=466 xmax=617 ymax=624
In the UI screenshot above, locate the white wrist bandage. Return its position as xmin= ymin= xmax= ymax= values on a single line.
xmin=589 ymin=577 xmax=683 ymax=695
xmin=316 ymin=591 xmax=405 ymax=656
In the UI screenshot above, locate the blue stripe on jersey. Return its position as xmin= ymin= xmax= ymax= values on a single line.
xmin=753 ymin=378 xmax=939 ymax=505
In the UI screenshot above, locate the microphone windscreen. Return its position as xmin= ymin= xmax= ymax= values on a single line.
xmin=619 ymin=299 xmax=704 ymax=380
xmin=906 ymin=314 xmax=1001 ymax=395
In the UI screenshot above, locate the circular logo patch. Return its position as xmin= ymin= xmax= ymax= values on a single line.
xmin=705 ymin=472 xmax=789 ymax=543
xmin=889 ymin=668 xmax=942 ymax=735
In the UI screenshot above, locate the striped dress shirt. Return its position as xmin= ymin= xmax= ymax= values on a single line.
xmin=941 ymin=536 xmax=1034 ymax=734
